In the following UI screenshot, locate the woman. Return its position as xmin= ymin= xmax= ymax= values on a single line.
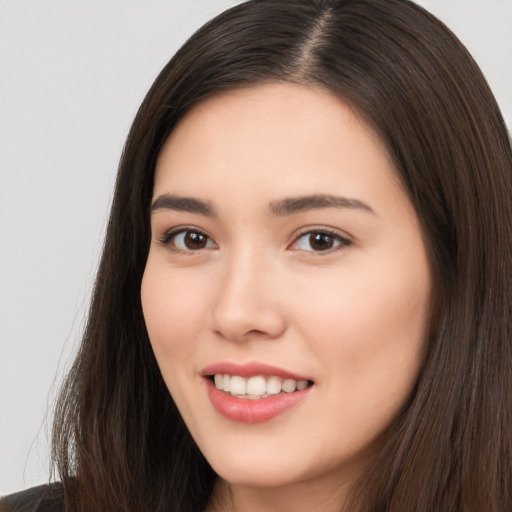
xmin=2 ymin=0 xmax=511 ymax=510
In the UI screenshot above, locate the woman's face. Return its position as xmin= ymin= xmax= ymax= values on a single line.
xmin=141 ymin=83 xmax=432 ymax=494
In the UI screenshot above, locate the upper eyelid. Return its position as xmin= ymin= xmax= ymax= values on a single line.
xmin=292 ymin=225 xmax=352 ymax=242
xmin=161 ymin=225 xmax=209 ymax=235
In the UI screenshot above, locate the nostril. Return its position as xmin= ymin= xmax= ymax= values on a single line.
xmin=212 ymin=328 xmax=272 ymax=342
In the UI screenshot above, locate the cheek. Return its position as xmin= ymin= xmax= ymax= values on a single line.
xmin=291 ymin=257 xmax=431 ymax=385
xmin=140 ymin=265 xmax=210 ymax=367
xmin=298 ymin=270 xmax=430 ymax=448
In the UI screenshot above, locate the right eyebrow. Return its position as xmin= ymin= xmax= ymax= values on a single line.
xmin=150 ymin=194 xmax=216 ymax=216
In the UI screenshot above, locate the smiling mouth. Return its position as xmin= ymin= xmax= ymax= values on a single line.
xmin=210 ymin=374 xmax=314 ymax=399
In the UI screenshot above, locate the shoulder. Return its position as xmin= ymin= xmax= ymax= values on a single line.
xmin=0 ymin=483 xmax=64 ymax=512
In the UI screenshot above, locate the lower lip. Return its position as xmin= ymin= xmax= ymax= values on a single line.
xmin=205 ymin=378 xmax=312 ymax=424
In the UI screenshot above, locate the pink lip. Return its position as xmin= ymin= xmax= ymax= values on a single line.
xmin=201 ymin=361 xmax=311 ymax=381
xmin=205 ymin=379 xmax=311 ymax=424
xmin=201 ymin=361 xmax=313 ymax=424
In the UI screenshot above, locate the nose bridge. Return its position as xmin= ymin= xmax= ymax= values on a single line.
xmin=209 ymin=243 xmax=285 ymax=341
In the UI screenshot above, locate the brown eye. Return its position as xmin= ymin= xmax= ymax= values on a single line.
xmin=292 ymin=230 xmax=351 ymax=252
xmin=183 ymin=231 xmax=208 ymax=249
xmin=309 ymin=232 xmax=336 ymax=251
xmin=161 ymin=229 xmax=217 ymax=251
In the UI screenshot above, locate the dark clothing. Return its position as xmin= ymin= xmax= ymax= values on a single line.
xmin=0 ymin=484 xmax=64 ymax=512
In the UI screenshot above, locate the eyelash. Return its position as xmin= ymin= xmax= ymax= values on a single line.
xmin=290 ymin=228 xmax=352 ymax=253
xmin=158 ymin=227 xmax=352 ymax=254
xmin=158 ymin=227 xmax=216 ymax=252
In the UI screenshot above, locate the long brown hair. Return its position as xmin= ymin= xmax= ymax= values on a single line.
xmin=50 ymin=1 xmax=512 ymax=510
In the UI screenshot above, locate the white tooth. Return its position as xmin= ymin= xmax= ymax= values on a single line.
xmin=281 ymin=379 xmax=297 ymax=393
xmin=266 ymin=376 xmax=282 ymax=395
xmin=230 ymin=375 xmax=247 ymax=395
xmin=222 ymin=374 xmax=231 ymax=392
xmin=247 ymin=376 xmax=266 ymax=395
xmin=296 ymin=380 xmax=308 ymax=390
xmin=245 ymin=394 xmax=261 ymax=400
xmin=214 ymin=374 xmax=223 ymax=389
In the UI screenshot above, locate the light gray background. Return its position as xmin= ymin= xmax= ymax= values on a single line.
xmin=1 ymin=0 xmax=511 ymax=495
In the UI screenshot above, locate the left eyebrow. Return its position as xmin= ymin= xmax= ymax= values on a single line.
xmin=268 ymin=194 xmax=375 ymax=216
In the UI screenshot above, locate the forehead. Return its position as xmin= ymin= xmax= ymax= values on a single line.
xmin=160 ymin=83 xmax=385 ymax=157
xmin=153 ymin=83 xmax=401 ymax=207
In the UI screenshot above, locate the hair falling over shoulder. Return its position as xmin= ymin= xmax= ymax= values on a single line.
xmin=48 ymin=1 xmax=512 ymax=511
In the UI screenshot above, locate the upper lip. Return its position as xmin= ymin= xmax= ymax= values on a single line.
xmin=201 ymin=361 xmax=313 ymax=382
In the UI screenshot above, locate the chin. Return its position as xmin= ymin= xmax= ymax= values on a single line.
xmin=205 ymin=449 xmax=306 ymax=488
xmin=215 ymin=466 xmax=302 ymax=489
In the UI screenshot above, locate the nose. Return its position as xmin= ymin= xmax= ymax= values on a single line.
xmin=208 ymin=249 xmax=287 ymax=342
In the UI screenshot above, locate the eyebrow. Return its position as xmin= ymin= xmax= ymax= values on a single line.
xmin=268 ymin=194 xmax=375 ymax=216
xmin=151 ymin=194 xmax=216 ymax=216
xmin=150 ymin=193 xmax=375 ymax=217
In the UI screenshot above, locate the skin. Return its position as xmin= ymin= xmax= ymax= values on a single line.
xmin=141 ymin=83 xmax=432 ymax=512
